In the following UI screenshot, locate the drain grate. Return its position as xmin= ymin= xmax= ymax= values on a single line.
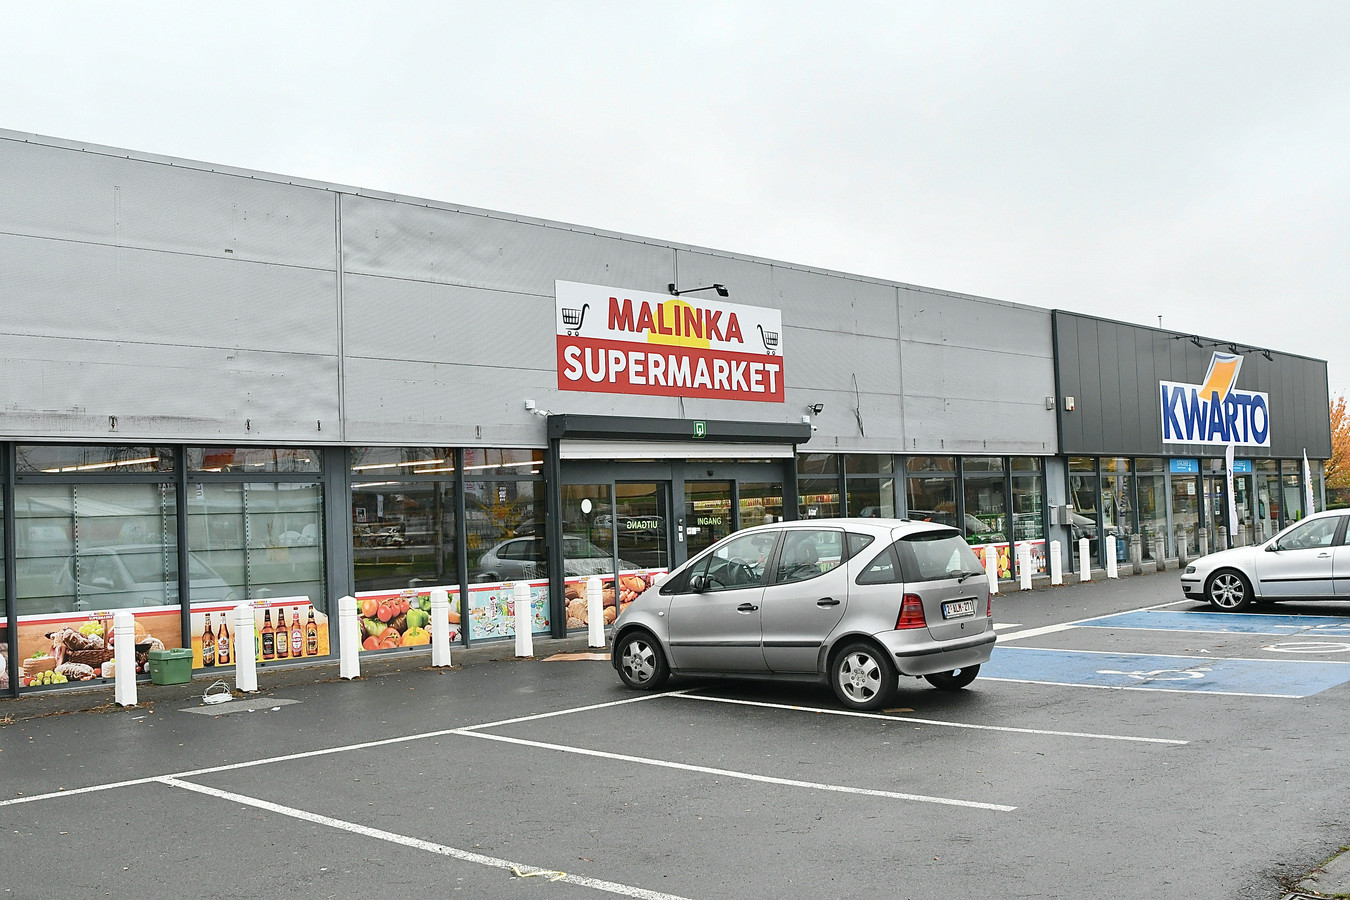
xmin=181 ymin=697 xmax=299 ymax=716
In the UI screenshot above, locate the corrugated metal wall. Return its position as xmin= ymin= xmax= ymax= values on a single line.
xmin=0 ymin=130 xmax=1062 ymax=454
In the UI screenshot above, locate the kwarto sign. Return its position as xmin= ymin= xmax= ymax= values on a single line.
xmin=555 ymin=281 xmax=785 ymax=402
xmin=1160 ymin=351 xmax=1271 ymax=447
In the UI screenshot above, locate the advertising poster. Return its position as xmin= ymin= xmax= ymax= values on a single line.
xmin=971 ymin=540 xmax=1047 ymax=579
xmin=189 ymin=597 xmax=329 ymax=667
xmin=12 ymin=607 xmax=184 ymax=689
xmin=351 ymin=587 xmax=453 ymax=652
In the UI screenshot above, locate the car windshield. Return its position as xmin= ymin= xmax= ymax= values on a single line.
xmin=897 ymin=530 xmax=983 ymax=582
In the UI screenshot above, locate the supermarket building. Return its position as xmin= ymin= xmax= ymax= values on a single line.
xmin=0 ymin=129 xmax=1332 ymax=696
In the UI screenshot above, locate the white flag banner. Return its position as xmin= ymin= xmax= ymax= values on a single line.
xmin=1224 ymin=443 xmax=1238 ymax=544
xmin=1303 ymin=449 xmax=1316 ymax=515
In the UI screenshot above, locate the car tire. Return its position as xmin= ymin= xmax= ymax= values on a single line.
xmin=1206 ymin=569 xmax=1254 ymax=611
xmin=615 ymin=630 xmax=669 ymax=691
xmin=925 ymin=665 xmax=980 ymax=691
xmin=830 ymin=641 xmax=898 ymax=711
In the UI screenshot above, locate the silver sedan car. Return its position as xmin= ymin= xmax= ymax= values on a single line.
xmin=1181 ymin=509 xmax=1350 ymax=610
xmin=611 ymin=518 xmax=996 ymax=710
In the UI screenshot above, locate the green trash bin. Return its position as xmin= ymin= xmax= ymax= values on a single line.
xmin=147 ymin=647 xmax=194 ymax=685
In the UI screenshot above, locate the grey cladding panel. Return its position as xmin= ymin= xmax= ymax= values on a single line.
xmin=768 ymin=267 xmax=899 ymax=338
xmin=899 ymin=290 xmax=1052 ymax=356
xmin=0 ymin=138 xmax=336 ymax=268
xmin=1 ymin=233 xmax=338 ymax=354
xmin=341 ymin=195 xmax=673 ymax=295
xmin=783 ymin=329 xmax=899 ymax=392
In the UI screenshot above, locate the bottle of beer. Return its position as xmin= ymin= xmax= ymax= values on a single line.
xmin=305 ymin=606 xmax=318 ymax=655
xmin=217 ymin=615 xmax=231 ymax=665
xmin=274 ymin=605 xmax=289 ymax=659
xmin=261 ymin=609 xmax=275 ymax=660
xmin=289 ymin=608 xmax=303 ymax=657
xmin=201 ymin=612 xmax=216 ymax=667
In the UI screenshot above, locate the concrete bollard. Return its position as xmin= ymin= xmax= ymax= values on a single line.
xmin=1197 ymin=528 xmax=1209 ymax=556
xmin=586 ymin=576 xmax=605 ymax=648
xmin=1018 ymin=543 xmax=1032 ymax=591
xmin=338 ymin=595 xmax=361 ymax=680
xmin=233 ymin=604 xmax=257 ymax=692
xmin=1050 ymin=540 xmax=1063 ymax=585
xmin=1078 ymin=538 xmax=1090 ymax=582
xmin=983 ymin=549 xmax=999 ymax=594
xmin=430 ymin=589 xmax=452 ymax=667
xmin=1217 ymin=526 xmax=1228 ymax=551
xmin=513 ymin=581 xmax=534 ymax=658
xmin=1106 ymin=536 xmax=1118 ymax=578
xmin=1176 ymin=529 xmax=1189 ymax=567
xmin=1153 ymin=537 xmax=1167 ymax=571
xmin=1129 ymin=533 xmax=1142 ymax=575
xmin=113 ymin=611 xmax=137 ymax=707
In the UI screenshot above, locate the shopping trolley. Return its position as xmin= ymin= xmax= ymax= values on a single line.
xmin=758 ymin=323 xmax=779 ymax=355
xmin=561 ymin=303 xmax=589 ymax=336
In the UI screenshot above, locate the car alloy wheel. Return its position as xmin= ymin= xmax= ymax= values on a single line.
xmin=616 ymin=631 xmax=669 ymax=690
xmin=1206 ymin=569 xmax=1252 ymax=611
xmin=830 ymin=641 xmax=897 ymax=711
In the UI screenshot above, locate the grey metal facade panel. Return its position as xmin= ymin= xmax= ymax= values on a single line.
xmin=1 ymin=233 xmax=339 ymax=354
xmin=901 ymin=395 xmax=1056 ymax=456
xmin=1054 ymin=311 xmax=1332 ymax=458
xmin=897 ymin=287 xmax=1053 ymax=354
xmin=767 ymin=266 xmax=901 ymax=339
xmin=0 ymin=136 xmax=337 ymax=269
xmin=0 ymin=334 xmax=338 ymax=442
xmin=782 ymin=328 xmax=899 ymax=392
xmin=340 ymin=194 xmax=675 ymax=295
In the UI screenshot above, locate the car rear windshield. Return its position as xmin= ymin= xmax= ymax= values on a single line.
xmin=897 ymin=531 xmax=984 ymax=583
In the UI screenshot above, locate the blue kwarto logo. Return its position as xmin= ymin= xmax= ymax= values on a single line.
xmin=1160 ymin=351 xmax=1271 ymax=447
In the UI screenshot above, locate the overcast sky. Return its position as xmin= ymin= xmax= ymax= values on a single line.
xmin=5 ymin=1 xmax=1348 ymax=401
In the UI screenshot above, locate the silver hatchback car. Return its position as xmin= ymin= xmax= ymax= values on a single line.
xmin=611 ymin=518 xmax=996 ymax=710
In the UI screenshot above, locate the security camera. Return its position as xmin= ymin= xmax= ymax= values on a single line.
xmin=807 ymin=403 xmax=824 ymax=415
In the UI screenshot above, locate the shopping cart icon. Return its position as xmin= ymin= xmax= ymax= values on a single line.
xmin=561 ymin=303 xmax=589 ymax=336
xmin=758 ymin=323 xmax=779 ymax=355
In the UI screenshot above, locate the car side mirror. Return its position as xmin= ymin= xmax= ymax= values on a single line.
xmin=689 ymin=574 xmax=709 ymax=593
xmin=1265 ymin=544 xmax=1279 ymax=552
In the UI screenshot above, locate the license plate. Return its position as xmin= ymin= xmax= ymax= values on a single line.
xmin=942 ymin=599 xmax=977 ymax=619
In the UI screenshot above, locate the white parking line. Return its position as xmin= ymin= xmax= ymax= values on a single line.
xmin=456 ymin=729 xmax=1017 ymax=811
xmin=160 ymin=777 xmax=694 ymax=900
xmin=670 ymin=693 xmax=1188 ymax=744
xmin=995 ymin=599 xmax=1191 ymax=643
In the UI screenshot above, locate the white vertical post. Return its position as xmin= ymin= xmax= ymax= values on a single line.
xmin=113 ymin=611 xmax=137 ymax=707
xmin=1018 ymin=543 xmax=1033 ymax=591
xmin=514 ymin=581 xmax=534 ymax=658
xmin=1078 ymin=538 xmax=1090 ymax=582
xmin=1106 ymin=535 xmax=1119 ymax=578
xmin=233 ymin=604 xmax=257 ymax=692
xmin=430 ymin=589 xmax=453 ymax=667
xmin=983 ymin=548 xmax=999 ymax=594
xmin=338 ymin=595 xmax=361 ymax=680
xmin=586 ymin=576 xmax=605 ymax=648
xmin=1050 ymin=540 xmax=1063 ymax=585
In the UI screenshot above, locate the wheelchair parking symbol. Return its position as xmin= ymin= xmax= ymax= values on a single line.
xmin=1096 ymin=667 xmax=1212 ymax=681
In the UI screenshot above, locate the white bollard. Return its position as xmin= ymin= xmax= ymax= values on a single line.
xmin=233 ymin=604 xmax=257 ymax=692
xmin=513 ymin=582 xmax=534 ymax=657
xmin=1106 ymin=535 xmax=1119 ymax=579
xmin=338 ymin=595 xmax=361 ymax=680
xmin=1078 ymin=538 xmax=1090 ymax=582
xmin=430 ymin=589 xmax=453 ymax=667
xmin=1018 ymin=543 xmax=1033 ymax=591
xmin=983 ymin=549 xmax=999 ymax=594
xmin=113 ymin=611 xmax=137 ymax=707
xmin=586 ymin=576 xmax=605 ymax=648
xmin=1050 ymin=540 xmax=1063 ymax=585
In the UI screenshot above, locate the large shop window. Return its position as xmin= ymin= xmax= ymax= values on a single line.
xmin=905 ymin=457 xmax=957 ymax=528
xmin=845 ymin=455 xmax=897 ymax=518
xmin=350 ymin=447 xmax=459 ymax=593
xmin=1068 ymin=457 xmax=1100 ymax=568
xmin=1010 ymin=457 xmax=1047 ymax=575
xmin=463 ymin=449 xmax=549 ymax=640
xmin=1253 ymin=459 xmax=1281 ymax=541
xmin=798 ymin=453 xmax=841 ymax=519
xmin=1100 ymin=458 xmax=1134 ymax=562
xmin=1134 ymin=459 xmax=1167 ymax=560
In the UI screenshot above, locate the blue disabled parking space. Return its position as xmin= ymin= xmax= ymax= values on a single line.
xmin=982 ymin=646 xmax=1350 ymax=697
xmin=1082 ymin=609 xmax=1350 ymax=637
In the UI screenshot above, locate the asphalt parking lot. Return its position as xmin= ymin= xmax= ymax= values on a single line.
xmin=3 ymin=569 xmax=1348 ymax=900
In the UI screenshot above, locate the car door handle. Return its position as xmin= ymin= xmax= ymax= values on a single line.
xmin=1319 ymin=552 xmax=1331 ymax=558
xmin=816 ymin=597 xmax=840 ymax=607
xmin=736 ymin=603 xmax=759 ymax=612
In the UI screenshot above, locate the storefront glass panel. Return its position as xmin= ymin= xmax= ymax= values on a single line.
xmin=1170 ymin=472 xmax=1201 ymax=556
xmin=189 ymin=447 xmax=320 ymax=474
xmin=964 ymin=461 xmax=1010 ymax=580
xmin=16 ymin=445 xmax=174 ymax=475
xmin=844 ymin=454 xmax=893 ymax=474
xmin=1068 ymin=457 xmax=1100 ymax=569
xmin=686 ymin=481 xmax=734 ymax=556
xmin=1254 ymin=460 xmax=1280 ymax=540
xmin=351 ymin=482 xmax=457 ymax=593
xmin=1011 ymin=472 xmax=1046 ymax=575
xmin=797 ymin=453 xmax=840 ymax=476
xmin=1135 ymin=460 xmax=1167 ymax=560
xmin=738 ymin=482 xmax=784 ymax=528
xmin=464 ymin=474 xmax=548 ymax=639
xmin=798 ymin=478 xmax=840 ymax=519
xmin=1100 ymin=458 xmax=1133 ymax=564
xmin=1283 ymin=470 xmax=1305 ymax=521
xmin=846 ymin=477 xmax=897 ymax=518
xmin=908 ymin=456 xmax=956 ymax=473
xmin=906 ymin=474 xmax=957 ymax=528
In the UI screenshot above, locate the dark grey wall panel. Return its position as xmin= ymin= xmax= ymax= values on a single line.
xmin=1054 ymin=311 xmax=1331 ymax=458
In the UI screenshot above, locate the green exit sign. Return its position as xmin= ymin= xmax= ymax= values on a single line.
xmin=693 ymin=421 xmax=706 ymax=438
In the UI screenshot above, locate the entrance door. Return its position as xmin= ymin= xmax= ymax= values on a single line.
xmin=614 ymin=482 xmax=671 ymax=573
xmin=684 ymin=480 xmax=735 ymax=557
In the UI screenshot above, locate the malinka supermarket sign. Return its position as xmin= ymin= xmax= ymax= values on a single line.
xmin=555 ymin=281 xmax=784 ymax=402
xmin=1160 ymin=351 xmax=1270 ymax=447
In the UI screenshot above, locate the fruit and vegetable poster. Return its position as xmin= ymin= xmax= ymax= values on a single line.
xmin=351 ymin=588 xmax=448 ymax=652
xmin=11 ymin=607 xmax=184 ymax=690
xmin=970 ymin=540 xmax=1046 ymax=579
xmin=189 ymin=598 xmax=330 ymax=667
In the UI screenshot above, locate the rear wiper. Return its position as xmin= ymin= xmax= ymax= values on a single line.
xmin=956 ymin=570 xmax=981 ymax=583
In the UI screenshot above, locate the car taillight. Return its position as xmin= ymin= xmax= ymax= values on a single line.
xmin=987 ymin=593 xmax=993 ymax=617
xmin=895 ymin=593 xmax=927 ymax=630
